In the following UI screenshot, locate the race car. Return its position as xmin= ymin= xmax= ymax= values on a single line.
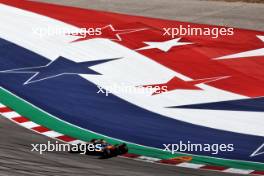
xmin=69 ymin=139 xmax=128 ymax=158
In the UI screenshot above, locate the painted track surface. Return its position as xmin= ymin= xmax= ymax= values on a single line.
xmin=0 ymin=116 xmax=241 ymax=176
xmin=0 ymin=0 xmax=263 ymax=175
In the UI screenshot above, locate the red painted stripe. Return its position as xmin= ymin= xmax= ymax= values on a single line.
xmin=32 ymin=126 xmax=50 ymax=133
xmin=0 ymin=107 xmax=12 ymax=113
xmin=251 ymin=171 xmax=264 ymax=175
xmin=201 ymin=165 xmax=227 ymax=171
xmin=121 ymin=153 xmax=140 ymax=158
xmin=56 ymin=135 xmax=76 ymax=142
xmin=158 ymin=159 xmax=183 ymax=165
xmin=12 ymin=116 xmax=29 ymax=123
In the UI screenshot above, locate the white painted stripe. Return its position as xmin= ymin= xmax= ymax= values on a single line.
xmin=176 ymin=162 xmax=204 ymax=169
xmin=137 ymin=156 xmax=160 ymax=162
xmin=20 ymin=121 xmax=39 ymax=129
xmin=223 ymin=168 xmax=254 ymax=174
xmin=42 ymin=131 xmax=63 ymax=138
xmin=0 ymin=103 xmax=6 ymax=108
xmin=1 ymin=111 xmax=21 ymax=119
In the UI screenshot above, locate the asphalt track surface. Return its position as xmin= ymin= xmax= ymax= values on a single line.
xmin=1 ymin=0 xmax=263 ymax=176
xmin=32 ymin=0 xmax=264 ymax=31
xmin=0 ymin=117 xmax=241 ymax=176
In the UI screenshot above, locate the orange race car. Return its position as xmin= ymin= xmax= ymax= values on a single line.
xmin=69 ymin=139 xmax=128 ymax=158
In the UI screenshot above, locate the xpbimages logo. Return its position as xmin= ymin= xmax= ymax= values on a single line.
xmin=163 ymin=141 xmax=234 ymax=155
xmin=163 ymin=25 xmax=234 ymax=39
xmin=31 ymin=141 xmax=102 ymax=154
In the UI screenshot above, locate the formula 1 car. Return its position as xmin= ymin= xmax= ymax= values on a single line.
xmin=69 ymin=139 xmax=128 ymax=158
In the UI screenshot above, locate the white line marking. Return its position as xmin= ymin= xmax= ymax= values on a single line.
xmin=137 ymin=156 xmax=161 ymax=162
xmin=20 ymin=121 xmax=39 ymax=128
xmin=176 ymin=162 xmax=204 ymax=169
xmin=42 ymin=131 xmax=63 ymax=138
xmin=1 ymin=111 xmax=20 ymax=119
xmin=223 ymin=168 xmax=254 ymax=174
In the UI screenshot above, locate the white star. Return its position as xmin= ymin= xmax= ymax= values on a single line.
xmin=70 ymin=24 xmax=148 ymax=42
xmin=250 ymin=143 xmax=264 ymax=157
xmin=136 ymin=38 xmax=193 ymax=52
xmin=102 ymin=24 xmax=148 ymax=41
xmin=215 ymin=35 xmax=264 ymax=60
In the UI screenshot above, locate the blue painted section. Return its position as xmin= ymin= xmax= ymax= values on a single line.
xmin=1 ymin=56 xmax=116 ymax=84
xmin=0 ymin=38 xmax=263 ymax=162
xmin=171 ymin=97 xmax=264 ymax=112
